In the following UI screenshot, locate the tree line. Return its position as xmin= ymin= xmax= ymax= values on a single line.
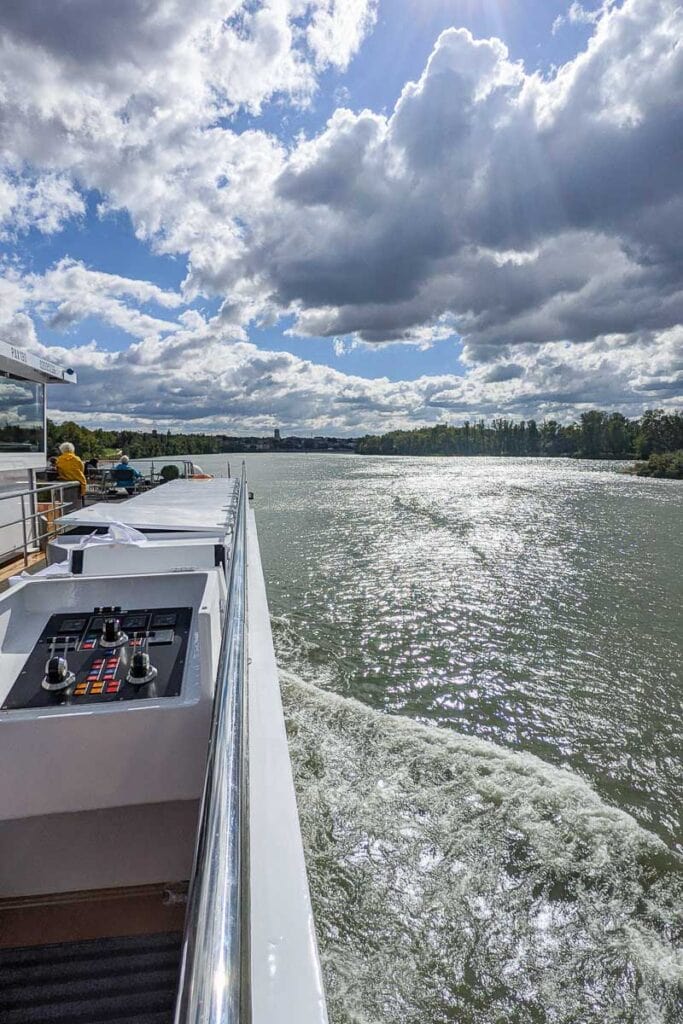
xmin=356 ymin=410 xmax=683 ymax=459
xmin=47 ymin=420 xmax=225 ymax=460
xmin=46 ymin=409 xmax=683 ymax=463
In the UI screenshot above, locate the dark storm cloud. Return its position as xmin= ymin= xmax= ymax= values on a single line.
xmin=484 ymin=364 xmax=525 ymax=383
xmin=0 ymin=0 xmax=186 ymax=63
xmin=236 ymin=2 xmax=683 ymax=361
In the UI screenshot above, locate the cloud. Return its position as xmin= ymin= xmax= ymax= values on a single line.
xmin=0 ymin=258 xmax=184 ymax=340
xmin=233 ymin=0 xmax=682 ymax=363
xmin=0 ymin=173 xmax=84 ymax=237
xmin=306 ymin=0 xmax=378 ymax=70
xmin=0 ymin=0 xmax=681 ymax=431
xmin=483 ymin=363 xmax=525 ymax=384
xmin=2 ymin=266 xmax=677 ymax=432
xmin=0 ymin=1 xmax=376 ymax=235
xmin=41 ymin=319 xmax=680 ymax=433
xmin=552 ymin=1 xmax=617 ymax=35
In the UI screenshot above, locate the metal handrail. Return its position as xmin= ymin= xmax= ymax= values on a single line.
xmin=0 ymin=479 xmax=81 ymax=567
xmin=174 ymin=464 xmax=250 ymax=1024
xmin=0 ymin=478 xmax=81 ymax=505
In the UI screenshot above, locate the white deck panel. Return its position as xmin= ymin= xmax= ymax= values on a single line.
xmin=58 ymin=478 xmax=239 ymax=533
xmin=247 ymin=507 xmax=328 ymax=1024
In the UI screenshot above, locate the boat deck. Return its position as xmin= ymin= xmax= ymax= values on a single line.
xmin=0 ymin=475 xmax=328 ymax=1024
xmin=58 ymin=478 xmax=239 ymax=534
xmin=0 ymin=932 xmax=182 ymax=1024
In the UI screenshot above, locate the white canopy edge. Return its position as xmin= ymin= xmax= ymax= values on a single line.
xmin=0 ymin=340 xmax=77 ymax=384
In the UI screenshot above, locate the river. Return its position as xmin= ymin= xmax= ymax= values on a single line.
xmin=142 ymin=453 xmax=683 ymax=1022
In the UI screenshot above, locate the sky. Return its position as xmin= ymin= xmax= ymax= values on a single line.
xmin=0 ymin=0 xmax=681 ymax=436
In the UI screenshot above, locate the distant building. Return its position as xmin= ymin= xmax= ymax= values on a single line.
xmin=218 ymin=432 xmax=357 ymax=454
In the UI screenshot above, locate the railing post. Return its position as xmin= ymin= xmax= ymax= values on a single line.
xmin=19 ymin=495 xmax=28 ymax=568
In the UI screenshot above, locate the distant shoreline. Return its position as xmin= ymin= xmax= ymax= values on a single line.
xmin=47 ymin=409 xmax=682 ymax=465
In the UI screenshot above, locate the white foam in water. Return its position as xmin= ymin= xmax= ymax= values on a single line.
xmin=280 ymin=672 xmax=683 ymax=1024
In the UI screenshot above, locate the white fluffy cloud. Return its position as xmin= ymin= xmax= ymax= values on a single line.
xmin=0 ymin=173 xmax=84 ymax=237
xmin=37 ymin=318 xmax=681 ymax=433
xmin=1 ymin=254 xmax=679 ymax=431
xmin=0 ymin=258 xmax=184 ymax=340
xmin=0 ymin=1 xmax=376 ymax=231
xmin=0 ymin=0 xmax=681 ymax=429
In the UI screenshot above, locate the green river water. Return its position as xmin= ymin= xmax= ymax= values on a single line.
xmin=170 ymin=454 xmax=683 ymax=1022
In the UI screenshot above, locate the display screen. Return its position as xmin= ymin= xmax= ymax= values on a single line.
xmin=0 ymin=373 xmax=45 ymax=453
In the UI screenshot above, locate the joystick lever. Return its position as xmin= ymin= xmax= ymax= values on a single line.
xmin=42 ymin=655 xmax=75 ymax=692
xmin=126 ymin=650 xmax=157 ymax=686
xmin=100 ymin=616 xmax=127 ymax=648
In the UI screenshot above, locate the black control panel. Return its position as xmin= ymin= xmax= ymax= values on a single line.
xmin=2 ymin=606 xmax=193 ymax=711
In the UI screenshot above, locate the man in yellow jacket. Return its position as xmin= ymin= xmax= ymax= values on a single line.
xmin=55 ymin=442 xmax=87 ymax=500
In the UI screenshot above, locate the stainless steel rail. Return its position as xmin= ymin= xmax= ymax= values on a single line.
xmin=0 ymin=479 xmax=81 ymax=567
xmin=174 ymin=464 xmax=250 ymax=1024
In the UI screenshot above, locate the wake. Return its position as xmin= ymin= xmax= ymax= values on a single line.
xmin=281 ymin=671 xmax=683 ymax=1024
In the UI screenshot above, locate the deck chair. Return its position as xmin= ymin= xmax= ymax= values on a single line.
xmin=110 ymin=467 xmax=141 ymax=495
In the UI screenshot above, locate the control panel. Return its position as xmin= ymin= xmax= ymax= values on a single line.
xmin=2 ymin=606 xmax=193 ymax=711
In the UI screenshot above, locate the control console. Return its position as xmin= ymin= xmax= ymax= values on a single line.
xmin=2 ymin=606 xmax=193 ymax=711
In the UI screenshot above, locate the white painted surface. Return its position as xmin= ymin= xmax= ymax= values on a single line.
xmin=0 ymin=571 xmax=222 ymax=824
xmin=58 ymin=478 xmax=238 ymax=533
xmin=247 ymin=508 xmax=328 ymax=1024
xmin=75 ymin=537 xmax=228 ymax=577
xmin=48 ymin=530 xmax=226 ymax=564
xmin=0 ymin=339 xmax=75 ymax=384
xmin=0 ymin=470 xmax=31 ymax=564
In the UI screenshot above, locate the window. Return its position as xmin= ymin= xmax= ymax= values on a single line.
xmin=0 ymin=373 xmax=45 ymax=453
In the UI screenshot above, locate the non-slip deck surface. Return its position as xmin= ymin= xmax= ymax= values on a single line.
xmin=0 ymin=931 xmax=182 ymax=1024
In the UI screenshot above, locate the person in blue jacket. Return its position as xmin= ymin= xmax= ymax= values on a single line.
xmin=112 ymin=455 xmax=142 ymax=493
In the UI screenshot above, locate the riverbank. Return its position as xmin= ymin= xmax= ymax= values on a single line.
xmin=628 ymin=450 xmax=683 ymax=479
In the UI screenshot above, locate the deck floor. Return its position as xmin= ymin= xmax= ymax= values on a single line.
xmin=0 ymin=931 xmax=182 ymax=1024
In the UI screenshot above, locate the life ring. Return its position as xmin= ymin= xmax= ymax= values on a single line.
xmin=190 ymin=473 xmax=213 ymax=480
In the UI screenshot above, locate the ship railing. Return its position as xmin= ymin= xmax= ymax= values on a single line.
xmin=0 ymin=479 xmax=81 ymax=568
xmin=174 ymin=462 xmax=250 ymax=1024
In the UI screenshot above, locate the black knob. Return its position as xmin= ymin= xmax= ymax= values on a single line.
xmin=130 ymin=652 xmax=150 ymax=678
xmin=42 ymin=655 xmax=74 ymax=691
xmin=103 ymin=617 xmax=121 ymax=643
xmin=127 ymin=651 xmax=157 ymax=686
xmin=48 ymin=656 xmax=68 ymax=683
xmin=100 ymin=617 xmax=127 ymax=648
